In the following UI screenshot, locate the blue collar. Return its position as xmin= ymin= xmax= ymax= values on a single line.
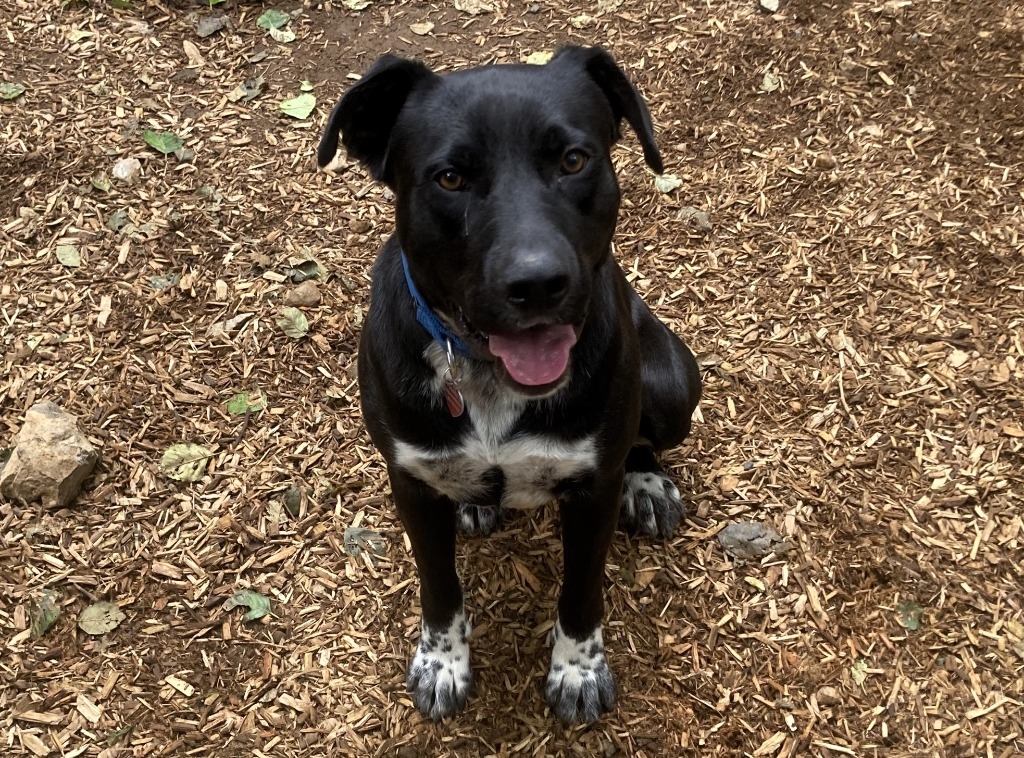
xmin=401 ymin=253 xmax=472 ymax=358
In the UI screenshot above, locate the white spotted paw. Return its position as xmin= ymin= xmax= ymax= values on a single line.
xmin=407 ymin=611 xmax=472 ymax=721
xmin=545 ymin=620 xmax=616 ymax=723
xmin=621 ymin=470 xmax=684 ymax=538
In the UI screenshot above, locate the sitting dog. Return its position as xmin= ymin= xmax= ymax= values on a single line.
xmin=317 ymin=46 xmax=701 ymax=723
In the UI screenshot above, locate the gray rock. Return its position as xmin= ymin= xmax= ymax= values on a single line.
xmin=678 ymin=206 xmax=713 ymax=233
xmin=111 ymin=157 xmax=141 ymax=183
xmin=0 ymin=401 xmax=100 ymax=508
xmin=283 ymin=280 xmax=321 ymax=307
xmin=717 ymin=520 xmax=792 ymax=561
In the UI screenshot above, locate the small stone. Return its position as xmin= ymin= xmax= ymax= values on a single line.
xmin=717 ymin=520 xmax=791 ymax=561
xmin=816 ymin=686 xmax=842 ymax=706
xmin=111 ymin=157 xmax=141 ymax=183
xmin=678 ymin=206 xmax=713 ymax=233
xmin=284 ymin=280 xmax=321 ymax=307
xmin=0 ymin=402 xmax=100 ymax=508
xmin=349 ymin=217 xmax=372 ymax=234
xmin=814 ymin=153 xmax=838 ymax=169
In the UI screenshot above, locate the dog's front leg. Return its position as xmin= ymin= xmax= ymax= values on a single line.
xmin=390 ymin=467 xmax=472 ymax=721
xmin=546 ymin=472 xmax=621 ymax=722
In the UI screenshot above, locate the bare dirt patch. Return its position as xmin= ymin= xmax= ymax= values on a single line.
xmin=2 ymin=0 xmax=1022 ymax=756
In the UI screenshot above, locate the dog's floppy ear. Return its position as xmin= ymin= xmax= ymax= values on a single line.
xmin=317 ymin=55 xmax=436 ymax=179
xmin=552 ymin=46 xmax=664 ymax=174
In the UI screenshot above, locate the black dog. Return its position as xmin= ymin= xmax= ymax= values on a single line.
xmin=318 ymin=46 xmax=701 ymax=723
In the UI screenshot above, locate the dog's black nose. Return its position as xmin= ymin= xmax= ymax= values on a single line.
xmin=504 ymin=252 xmax=571 ymax=311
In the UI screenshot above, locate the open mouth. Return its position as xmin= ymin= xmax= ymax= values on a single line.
xmin=488 ymin=324 xmax=578 ymax=387
xmin=450 ymin=309 xmax=578 ymax=389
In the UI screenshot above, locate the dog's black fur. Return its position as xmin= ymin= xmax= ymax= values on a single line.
xmin=319 ymin=46 xmax=701 ymax=723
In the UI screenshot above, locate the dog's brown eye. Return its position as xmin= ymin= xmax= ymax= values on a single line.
xmin=437 ymin=169 xmax=464 ymax=191
xmin=561 ymin=150 xmax=588 ymax=175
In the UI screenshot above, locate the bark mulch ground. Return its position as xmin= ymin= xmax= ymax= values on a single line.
xmin=1 ymin=0 xmax=1022 ymax=756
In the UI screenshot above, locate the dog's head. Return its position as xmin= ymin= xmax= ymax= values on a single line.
xmin=319 ymin=46 xmax=662 ymax=396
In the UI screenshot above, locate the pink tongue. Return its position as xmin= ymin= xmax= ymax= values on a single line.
xmin=488 ymin=325 xmax=577 ymax=386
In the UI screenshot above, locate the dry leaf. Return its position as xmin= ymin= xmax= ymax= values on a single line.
xmin=78 ymin=601 xmax=126 ymax=635
xmin=654 ymin=173 xmax=683 ymax=194
xmin=454 ymin=0 xmax=492 ymax=13
xmin=183 ymin=39 xmax=205 ymax=67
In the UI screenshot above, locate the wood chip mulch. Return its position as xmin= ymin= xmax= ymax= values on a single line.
xmin=1 ymin=0 xmax=1022 ymax=756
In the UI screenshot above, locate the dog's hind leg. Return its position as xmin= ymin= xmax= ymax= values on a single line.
xmin=620 ymin=290 xmax=702 ymax=538
xmin=621 ymin=447 xmax=684 ymax=538
xmin=456 ymin=467 xmax=503 ymax=536
xmin=456 ymin=503 xmax=501 ymax=536
xmin=390 ymin=469 xmax=473 ymax=721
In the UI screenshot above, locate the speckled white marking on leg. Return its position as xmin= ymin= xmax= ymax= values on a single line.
xmin=545 ymin=619 xmax=616 ymax=723
xmin=407 ymin=610 xmax=472 ymax=721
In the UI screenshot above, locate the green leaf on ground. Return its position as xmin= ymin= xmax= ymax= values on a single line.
xmin=277 ymin=307 xmax=309 ymax=338
xmin=525 ymin=50 xmax=553 ymax=65
xmin=224 ymin=590 xmax=271 ymax=621
xmin=78 ymin=601 xmax=126 ymax=635
xmin=226 ymin=392 xmax=264 ymax=415
xmin=31 ymin=591 xmax=61 ymax=639
xmin=160 ymin=443 xmax=212 ymax=482
xmin=91 ymin=172 xmax=111 ymax=192
xmin=279 ymin=92 xmax=315 ymax=119
xmin=142 ymin=129 xmax=184 ymax=155
xmin=106 ymin=724 xmax=136 ymax=746
xmin=343 ymin=0 xmax=371 ymax=9
xmin=256 ymin=8 xmax=290 ymax=29
xmin=55 ymin=243 xmax=81 ymax=267
xmin=0 ymin=82 xmax=27 ymax=100
xmin=897 ymin=600 xmax=924 ymax=631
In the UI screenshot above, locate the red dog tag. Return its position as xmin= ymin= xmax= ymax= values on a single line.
xmin=443 ymin=378 xmax=464 ymax=417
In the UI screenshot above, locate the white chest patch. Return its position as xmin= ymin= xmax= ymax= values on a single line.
xmin=392 ymin=345 xmax=598 ymax=508
xmin=394 ymin=433 xmax=597 ymax=508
